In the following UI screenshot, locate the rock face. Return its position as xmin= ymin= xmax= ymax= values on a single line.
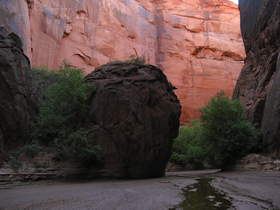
xmin=236 ymin=153 xmax=280 ymax=171
xmin=234 ymin=0 xmax=280 ymax=156
xmin=0 ymin=0 xmax=244 ymax=123
xmin=153 ymin=0 xmax=245 ymax=122
xmin=0 ymin=28 xmax=34 ymax=161
xmin=0 ymin=0 xmax=31 ymax=57
xmin=85 ymin=62 xmax=181 ymax=178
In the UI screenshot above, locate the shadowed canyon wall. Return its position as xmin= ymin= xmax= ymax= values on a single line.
xmin=0 ymin=29 xmax=34 ymax=160
xmin=234 ymin=0 xmax=280 ymax=156
xmin=0 ymin=0 xmax=31 ymax=55
xmin=0 ymin=0 xmax=245 ymax=123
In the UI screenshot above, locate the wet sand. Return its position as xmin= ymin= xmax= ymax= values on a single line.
xmin=0 ymin=177 xmax=196 ymax=210
xmin=212 ymin=171 xmax=280 ymax=210
xmin=0 ymin=170 xmax=279 ymax=210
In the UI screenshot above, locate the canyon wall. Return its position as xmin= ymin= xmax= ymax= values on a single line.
xmin=0 ymin=0 xmax=244 ymax=123
xmin=234 ymin=0 xmax=280 ymax=156
xmin=154 ymin=0 xmax=244 ymax=121
xmin=0 ymin=0 xmax=31 ymax=56
xmin=0 ymin=29 xmax=34 ymax=160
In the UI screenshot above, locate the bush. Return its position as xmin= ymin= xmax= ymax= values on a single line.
xmin=32 ymin=68 xmax=102 ymax=166
xmin=171 ymin=92 xmax=261 ymax=170
xmin=8 ymin=153 xmax=22 ymax=171
xmin=126 ymin=56 xmax=145 ymax=64
xmin=31 ymin=68 xmax=62 ymax=102
xmin=20 ymin=143 xmax=41 ymax=158
xmin=6 ymin=144 xmax=41 ymax=171
xmin=32 ymin=67 xmax=60 ymax=80
xmin=171 ymin=121 xmax=206 ymax=168
xmin=200 ymin=92 xmax=261 ymax=169
xmin=33 ymin=68 xmax=92 ymax=143
xmin=55 ymin=129 xmax=103 ymax=166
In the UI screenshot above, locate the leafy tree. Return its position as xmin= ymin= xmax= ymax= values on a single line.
xmin=200 ymin=92 xmax=261 ymax=169
xmin=171 ymin=121 xmax=207 ymax=168
xmin=32 ymin=68 xmax=102 ymax=166
xmin=171 ymin=92 xmax=261 ymax=170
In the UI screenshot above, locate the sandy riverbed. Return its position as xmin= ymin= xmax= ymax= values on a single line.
xmin=0 ymin=170 xmax=279 ymax=210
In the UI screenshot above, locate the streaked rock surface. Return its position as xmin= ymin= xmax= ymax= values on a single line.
xmin=0 ymin=0 xmax=244 ymax=123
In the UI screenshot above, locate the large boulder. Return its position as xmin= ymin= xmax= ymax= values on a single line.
xmin=233 ymin=0 xmax=280 ymax=156
xmin=85 ymin=62 xmax=181 ymax=178
xmin=0 ymin=28 xmax=34 ymax=162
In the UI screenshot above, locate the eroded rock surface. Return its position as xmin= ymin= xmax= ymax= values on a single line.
xmin=236 ymin=153 xmax=280 ymax=171
xmin=0 ymin=28 xmax=34 ymax=162
xmin=85 ymin=62 xmax=181 ymax=178
xmin=0 ymin=0 xmax=244 ymax=123
xmin=154 ymin=0 xmax=245 ymax=122
xmin=233 ymin=0 xmax=280 ymax=156
xmin=0 ymin=0 xmax=31 ymax=57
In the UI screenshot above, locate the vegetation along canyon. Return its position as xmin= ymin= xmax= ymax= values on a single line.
xmin=0 ymin=0 xmax=279 ymax=209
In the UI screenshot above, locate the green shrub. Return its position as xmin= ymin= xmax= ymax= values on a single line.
xmin=171 ymin=121 xmax=206 ymax=168
xmin=7 ymin=144 xmax=40 ymax=171
xmin=20 ymin=144 xmax=41 ymax=158
xmin=55 ymin=129 xmax=103 ymax=166
xmin=32 ymin=67 xmax=60 ymax=79
xmin=33 ymin=68 xmax=93 ymax=143
xmin=200 ymin=92 xmax=261 ymax=169
xmin=171 ymin=92 xmax=261 ymax=170
xmin=32 ymin=68 xmax=102 ymax=167
xmin=31 ymin=67 xmax=62 ymax=91
xmin=31 ymin=68 xmax=62 ymax=106
xmin=8 ymin=153 xmax=22 ymax=171
xmin=102 ymin=56 xmax=146 ymax=67
xmin=126 ymin=56 xmax=145 ymax=64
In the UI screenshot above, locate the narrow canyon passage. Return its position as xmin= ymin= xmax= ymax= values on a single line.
xmin=0 ymin=0 xmax=279 ymax=210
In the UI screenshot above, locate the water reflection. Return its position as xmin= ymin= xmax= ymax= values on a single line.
xmin=175 ymin=178 xmax=232 ymax=210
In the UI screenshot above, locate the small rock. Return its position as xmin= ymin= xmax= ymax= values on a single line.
xmin=273 ymin=160 xmax=280 ymax=165
xmin=260 ymin=161 xmax=273 ymax=165
xmin=263 ymin=164 xmax=275 ymax=171
xmin=207 ymin=195 xmax=216 ymax=201
xmin=214 ymin=201 xmax=222 ymax=207
xmin=159 ymin=180 xmax=170 ymax=183
xmin=31 ymin=175 xmax=40 ymax=181
xmin=245 ymin=163 xmax=261 ymax=170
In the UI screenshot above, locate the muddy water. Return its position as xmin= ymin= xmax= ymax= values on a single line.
xmin=175 ymin=178 xmax=233 ymax=210
xmin=174 ymin=172 xmax=280 ymax=210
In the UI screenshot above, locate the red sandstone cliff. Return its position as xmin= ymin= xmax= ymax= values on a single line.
xmin=0 ymin=0 xmax=244 ymax=123
xmin=152 ymin=0 xmax=245 ymax=122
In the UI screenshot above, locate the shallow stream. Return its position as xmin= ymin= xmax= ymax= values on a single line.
xmin=174 ymin=178 xmax=233 ymax=210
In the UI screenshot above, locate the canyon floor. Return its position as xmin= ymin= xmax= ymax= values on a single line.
xmin=0 ymin=170 xmax=279 ymax=210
